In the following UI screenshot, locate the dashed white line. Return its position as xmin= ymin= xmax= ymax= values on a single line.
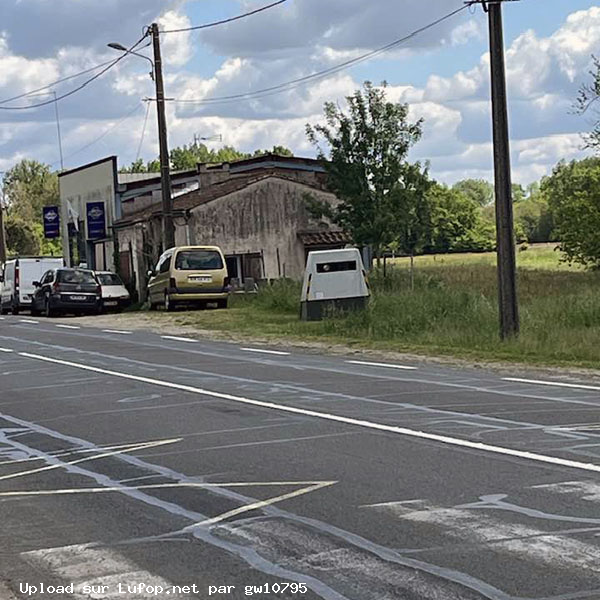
xmin=19 ymin=319 xmax=39 ymax=324
xmin=347 ymin=360 xmax=417 ymax=371
xmin=241 ymin=347 xmax=290 ymax=356
xmin=55 ymin=324 xmax=81 ymax=330
xmin=161 ymin=335 xmax=198 ymax=343
xmin=504 ymin=377 xmax=600 ymax=392
xmin=0 ymin=348 xmax=14 ymax=353
xmin=18 ymin=351 xmax=600 ymax=475
xmin=0 ymin=316 xmax=5 ymax=320
xmin=102 ymin=329 xmax=133 ymax=335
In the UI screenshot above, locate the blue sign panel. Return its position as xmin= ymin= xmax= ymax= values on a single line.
xmin=43 ymin=206 xmax=60 ymax=239
xmin=86 ymin=201 xmax=106 ymax=240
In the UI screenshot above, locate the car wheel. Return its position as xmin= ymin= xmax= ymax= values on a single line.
xmin=11 ymin=302 xmax=19 ymax=315
xmin=165 ymin=292 xmax=177 ymax=312
xmin=0 ymin=304 xmax=8 ymax=315
xmin=216 ymin=298 xmax=228 ymax=309
xmin=44 ymin=298 xmax=56 ymax=318
xmin=30 ymin=306 xmax=41 ymax=317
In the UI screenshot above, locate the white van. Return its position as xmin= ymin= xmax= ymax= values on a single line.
xmin=300 ymin=248 xmax=370 ymax=321
xmin=0 ymin=257 xmax=64 ymax=315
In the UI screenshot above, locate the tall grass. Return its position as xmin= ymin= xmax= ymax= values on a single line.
xmin=227 ymin=264 xmax=600 ymax=367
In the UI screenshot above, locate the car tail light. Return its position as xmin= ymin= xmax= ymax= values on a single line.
xmin=52 ymin=281 xmax=60 ymax=294
xmin=14 ymin=266 xmax=19 ymax=289
xmin=96 ymin=285 xmax=101 ymax=296
xmin=169 ymin=277 xmax=177 ymax=291
xmin=223 ymin=276 xmax=231 ymax=291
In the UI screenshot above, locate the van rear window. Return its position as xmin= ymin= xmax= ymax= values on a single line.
xmin=316 ymin=261 xmax=357 ymax=273
xmin=175 ymin=250 xmax=223 ymax=270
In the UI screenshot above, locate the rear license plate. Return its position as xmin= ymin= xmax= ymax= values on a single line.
xmin=189 ymin=276 xmax=212 ymax=283
xmin=104 ymin=300 xmax=118 ymax=306
xmin=70 ymin=295 xmax=87 ymax=301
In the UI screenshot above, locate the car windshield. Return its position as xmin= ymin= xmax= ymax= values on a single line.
xmin=175 ymin=250 xmax=223 ymax=270
xmin=96 ymin=273 xmax=122 ymax=286
xmin=57 ymin=270 xmax=97 ymax=285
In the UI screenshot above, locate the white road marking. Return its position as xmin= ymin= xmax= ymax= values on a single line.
xmin=0 ymin=348 xmax=13 ymax=353
xmin=24 ymin=544 xmax=189 ymax=600
xmin=531 ymin=480 xmax=600 ymax=502
xmin=18 ymin=351 xmax=600 ymax=474
xmin=241 ymin=347 xmax=291 ymax=356
xmin=19 ymin=319 xmax=38 ymax=324
xmin=0 ymin=437 xmax=180 ymax=483
xmin=504 ymin=377 xmax=600 ymax=392
xmin=0 ymin=316 xmax=5 ymax=320
xmin=382 ymin=503 xmax=600 ymax=573
xmin=0 ymin=480 xmax=334 ymax=498
xmin=56 ymin=324 xmax=81 ymax=330
xmin=102 ymin=329 xmax=132 ymax=335
xmin=161 ymin=335 xmax=198 ymax=343
xmin=347 ymin=360 xmax=417 ymax=371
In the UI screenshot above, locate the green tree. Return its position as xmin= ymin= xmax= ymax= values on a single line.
xmin=5 ymin=215 xmax=41 ymax=255
xmin=428 ymin=185 xmax=495 ymax=253
xmin=542 ymin=157 xmax=600 ymax=268
xmin=575 ymin=55 xmax=600 ymax=151
xmin=253 ymin=145 xmax=294 ymax=157
xmin=306 ymin=81 xmax=428 ymax=267
xmin=512 ymin=183 xmax=526 ymax=203
xmin=119 ymin=158 xmax=160 ymax=174
xmin=452 ymin=179 xmax=494 ymax=207
xmin=3 ymin=159 xmax=59 ymax=222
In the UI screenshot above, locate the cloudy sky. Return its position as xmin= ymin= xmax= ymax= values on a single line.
xmin=1 ymin=0 xmax=599 ymax=185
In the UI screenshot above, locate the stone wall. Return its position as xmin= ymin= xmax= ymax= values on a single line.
xmin=188 ymin=177 xmax=337 ymax=280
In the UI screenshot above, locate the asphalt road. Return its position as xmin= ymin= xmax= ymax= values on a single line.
xmin=1 ymin=313 xmax=600 ymax=600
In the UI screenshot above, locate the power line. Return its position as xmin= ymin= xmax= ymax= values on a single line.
xmin=50 ymin=102 xmax=144 ymax=168
xmin=0 ymin=59 xmax=116 ymax=106
xmin=135 ymin=101 xmax=152 ymax=161
xmin=0 ymin=35 xmax=149 ymax=110
xmin=171 ymin=5 xmax=469 ymax=106
xmin=160 ymin=0 xmax=289 ymax=34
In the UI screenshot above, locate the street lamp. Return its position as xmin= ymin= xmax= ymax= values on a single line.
xmin=107 ymin=42 xmax=155 ymax=80
xmin=108 ymin=28 xmax=175 ymax=250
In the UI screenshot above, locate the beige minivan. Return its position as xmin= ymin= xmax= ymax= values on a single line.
xmin=147 ymin=246 xmax=229 ymax=311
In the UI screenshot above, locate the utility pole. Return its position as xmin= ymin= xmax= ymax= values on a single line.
xmin=478 ymin=0 xmax=519 ymax=339
xmin=0 ymin=174 xmax=6 ymax=264
xmin=52 ymin=91 xmax=65 ymax=171
xmin=150 ymin=23 xmax=175 ymax=250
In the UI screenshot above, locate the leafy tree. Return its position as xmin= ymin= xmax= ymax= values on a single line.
xmin=5 ymin=215 xmax=41 ymax=255
xmin=119 ymin=159 xmax=160 ymax=174
xmin=3 ymin=160 xmax=59 ymax=222
xmin=428 ymin=185 xmax=495 ymax=253
xmin=575 ymin=55 xmax=600 ymax=151
xmin=512 ymin=183 xmax=526 ymax=203
xmin=253 ymin=145 xmax=294 ymax=157
xmin=452 ymin=179 xmax=494 ymax=207
xmin=306 ymin=81 xmax=428 ymax=267
xmin=542 ymin=157 xmax=600 ymax=268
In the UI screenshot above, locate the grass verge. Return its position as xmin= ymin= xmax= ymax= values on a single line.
xmin=162 ymin=260 xmax=600 ymax=370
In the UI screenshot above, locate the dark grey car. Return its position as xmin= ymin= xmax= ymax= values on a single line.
xmin=31 ymin=268 xmax=101 ymax=317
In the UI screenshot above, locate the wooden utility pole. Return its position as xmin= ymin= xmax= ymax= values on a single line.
xmin=481 ymin=0 xmax=520 ymax=338
xmin=150 ymin=23 xmax=175 ymax=251
xmin=0 ymin=174 xmax=6 ymax=264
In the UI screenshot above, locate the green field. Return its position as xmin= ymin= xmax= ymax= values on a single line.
xmin=389 ymin=243 xmax=583 ymax=271
xmin=160 ymin=244 xmax=599 ymax=369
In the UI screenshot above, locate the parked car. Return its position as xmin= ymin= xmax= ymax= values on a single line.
xmin=147 ymin=245 xmax=229 ymax=311
xmin=31 ymin=268 xmax=101 ymax=317
xmin=94 ymin=271 xmax=131 ymax=312
xmin=0 ymin=256 xmax=64 ymax=315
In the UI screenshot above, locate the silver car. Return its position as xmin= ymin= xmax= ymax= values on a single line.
xmin=94 ymin=271 xmax=131 ymax=312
